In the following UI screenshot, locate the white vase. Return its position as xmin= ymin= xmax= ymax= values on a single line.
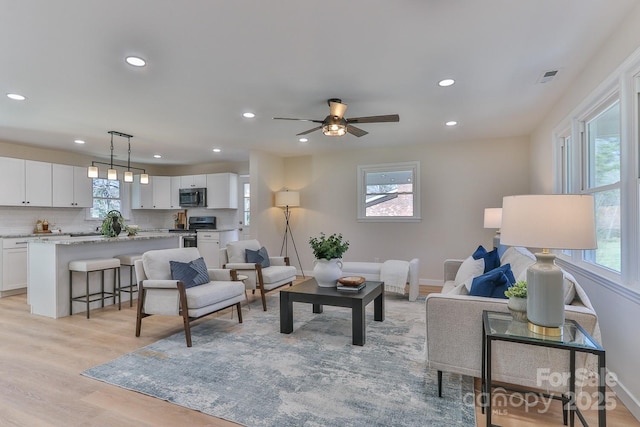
xmin=507 ymin=297 xmax=528 ymax=322
xmin=313 ymin=258 xmax=343 ymax=287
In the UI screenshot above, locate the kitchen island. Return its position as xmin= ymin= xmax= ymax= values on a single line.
xmin=28 ymin=233 xmax=180 ymax=318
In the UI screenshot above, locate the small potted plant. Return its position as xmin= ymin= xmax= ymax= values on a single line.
xmin=309 ymin=232 xmax=349 ymax=287
xmin=504 ymin=280 xmax=527 ymax=322
xmin=101 ymin=210 xmax=125 ymax=237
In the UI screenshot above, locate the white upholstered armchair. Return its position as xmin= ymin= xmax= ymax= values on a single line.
xmin=220 ymin=239 xmax=297 ymax=311
xmin=134 ymin=247 xmax=246 ymax=347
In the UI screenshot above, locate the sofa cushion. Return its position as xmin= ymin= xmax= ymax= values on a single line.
xmin=469 ymin=264 xmax=515 ymax=298
xmin=472 ymin=245 xmax=500 ymax=273
xmin=563 ymin=271 xmax=577 ymax=304
xmin=170 ymin=257 xmax=209 ymax=288
xmin=226 ymin=239 xmax=261 ymax=263
xmin=246 ymin=246 xmax=271 ymax=268
xmin=261 ymin=265 xmax=297 ymax=284
xmin=500 ymin=246 xmax=536 ymax=281
xmin=185 ymin=281 xmax=245 ymax=309
xmin=454 ymin=256 xmax=485 ymax=286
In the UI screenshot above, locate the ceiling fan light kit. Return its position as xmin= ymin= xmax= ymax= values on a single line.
xmin=274 ymin=98 xmax=399 ymax=138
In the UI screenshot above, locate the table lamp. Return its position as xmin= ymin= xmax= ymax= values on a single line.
xmin=483 ymin=207 xmax=502 ymax=249
xmin=500 ymin=194 xmax=596 ymax=335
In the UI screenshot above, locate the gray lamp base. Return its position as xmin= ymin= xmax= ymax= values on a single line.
xmin=526 ymin=252 xmax=565 ymax=333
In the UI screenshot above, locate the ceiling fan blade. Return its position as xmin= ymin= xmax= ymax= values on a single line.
xmin=329 ymin=101 xmax=348 ymax=119
xmin=347 ymin=114 xmax=400 ymax=124
xmin=273 ymin=117 xmax=324 ymax=123
xmin=296 ymin=126 xmax=323 ymax=136
xmin=347 ymin=125 xmax=368 ymax=137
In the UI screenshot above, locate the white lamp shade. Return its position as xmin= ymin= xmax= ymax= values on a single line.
xmin=140 ymin=173 xmax=149 ymax=184
xmin=500 ymin=194 xmax=597 ymax=250
xmin=87 ymin=166 xmax=98 ymax=178
xmin=275 ymin=191 xmax=300 ymax=207
xmin=107 ymin=168 xmax=117 ymax=180
xmin=483 ymin=208 xmax=502 ymax=229
xmin=124 ymin=171 xmax=134 ymax=182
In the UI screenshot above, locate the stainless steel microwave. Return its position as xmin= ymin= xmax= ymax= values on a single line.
xmin=179 ymin=188 xmax=207 ymax=207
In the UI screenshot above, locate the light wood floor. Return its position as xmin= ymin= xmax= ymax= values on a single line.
xmin=0 ymin=282 xmax=637 ymax=426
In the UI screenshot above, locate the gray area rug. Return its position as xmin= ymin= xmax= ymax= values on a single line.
xmin=83 ymin=293 xmax=476 ymax=426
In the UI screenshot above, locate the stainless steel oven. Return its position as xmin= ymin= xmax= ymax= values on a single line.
xmin=182 ymin=235 xmax=198 ymax=248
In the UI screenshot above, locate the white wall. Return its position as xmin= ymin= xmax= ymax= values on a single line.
xmin=253 ymin=136 xmax=531 ymax=282
xmin=530 ymin=2 xmax=640 ymax=419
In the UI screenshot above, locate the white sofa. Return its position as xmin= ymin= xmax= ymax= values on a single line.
xmin=341 ymin=258 xmax=420 ymax=301
xmin=425 ymin=246 xmax=599 ymax=395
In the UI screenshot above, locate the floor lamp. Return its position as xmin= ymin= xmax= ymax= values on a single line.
xmin=275 ymin=190 xmax=305 ymax=277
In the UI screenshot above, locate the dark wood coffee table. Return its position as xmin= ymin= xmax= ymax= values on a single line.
xmin=279 ymin=278 xmax=384 ymax=345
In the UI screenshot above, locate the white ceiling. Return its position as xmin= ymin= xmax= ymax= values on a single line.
xmin=0 ymin=0 xmax=637 ymax=166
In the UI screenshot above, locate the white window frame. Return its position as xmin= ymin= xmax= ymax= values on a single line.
xmin=553 ymin=46 xmax=640 ymax=296
xmin=357 ymin=161 xmax=421 ymax=222
xmin=85 ymin=173 xmax=131 ymax=220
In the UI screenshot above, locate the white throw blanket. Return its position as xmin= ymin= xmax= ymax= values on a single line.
xmin=381 ymin=260 xmax=410 ymax=295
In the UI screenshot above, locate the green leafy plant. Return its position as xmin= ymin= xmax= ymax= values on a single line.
xmin=504 ymin=280 xmax=527 ymax=298
xmin=309 ymin=232 xmax=350 ymax=260
xmin=101 ymin=210 xmax=125 ymax=237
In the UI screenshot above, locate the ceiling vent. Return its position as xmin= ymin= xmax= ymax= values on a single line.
xmin=538 ymin=70 xmax=559 ymax=84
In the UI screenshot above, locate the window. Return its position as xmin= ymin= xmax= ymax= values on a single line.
xmin=243 ymin=182 xmax=250 ymax=226
xmin=357 ymin=161 xmax=420 ymax=221
xmin=582 ymin=100 xmax=621 ymax=272
xmin=90 ymin=178 xmax=122 ymax=219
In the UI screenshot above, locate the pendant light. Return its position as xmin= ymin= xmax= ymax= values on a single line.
xmin=86 ymin=131 xmax=149 ymax=184
xmin=124 ymin=134 xmax=133 ymax=183
xmin=107 ymin=132 xmax=117 ymax=180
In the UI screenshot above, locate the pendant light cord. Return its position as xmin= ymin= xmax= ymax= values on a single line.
xmin=110 ymin=132 xmax=114 ymax=169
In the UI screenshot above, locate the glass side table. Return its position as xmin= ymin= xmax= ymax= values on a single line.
xmin=482 ymin=310 xmax=606 ymax=427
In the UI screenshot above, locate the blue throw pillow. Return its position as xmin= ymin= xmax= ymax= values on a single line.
xmin=472 ymin=245 xmax=500 ymax=273
xmin=469 ymin=264 xmax=515 ymax=299
xmin=246 ymin=247 xmax=270 ymax=268
xmin=170 ymin=257 xmax=210 ymax=288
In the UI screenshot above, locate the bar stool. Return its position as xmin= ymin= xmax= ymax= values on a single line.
xmin=115 ymin=253 xmax=143 ymax=307
xmin=69 ymin=258 xmax=121 ymax=319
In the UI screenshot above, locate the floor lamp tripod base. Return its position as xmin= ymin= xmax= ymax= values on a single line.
xmin=280 ymin=207 xmax=305 ymax=277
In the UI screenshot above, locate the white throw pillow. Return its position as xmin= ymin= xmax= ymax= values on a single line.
xmin=454 ymin=256 xmax=484 ymax=287
xmin=500 ymin=247 xmax=536 ymax=281
xmin=563 ymin=271 xmax=577 ymax=304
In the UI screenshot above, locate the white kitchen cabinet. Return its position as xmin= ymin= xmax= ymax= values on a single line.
xmin=1 ymin=238 xmax=28 ymax=294
xmin=152 ymin=176 xmax=172 ymax=209
xmin=131 ymin=174 xmax=154 ymax=209
xmin=0 ymin=157 xmax=52 ymax=207
xmin=206 ymin=173 xmax=238 ymax=209
xmin=197 ymin=229 xmax=238 ymax=267
xmin=180 ymin=174 xmax=207 ymax=188
xmin=52 ymin=164 xmax=93 ymax=207
xmin=170 ymin=176 xmax=181 ymax=209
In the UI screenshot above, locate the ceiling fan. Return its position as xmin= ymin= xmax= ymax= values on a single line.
xmin=273 ymin=98 xmax=399 ymax=137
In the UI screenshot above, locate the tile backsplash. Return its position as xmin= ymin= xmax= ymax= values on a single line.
xmin=0 ymin=207 xmax=239 ymax=235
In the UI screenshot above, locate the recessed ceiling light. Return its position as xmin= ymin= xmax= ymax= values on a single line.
xmin=153 ymin=154 xmax=162 ymax=158
xmin=438 ymin=79 xmax=455 ymax=87
xmin=298 ymin=138 xmax=308 ymax=143
xmin=7 ymin=93 xmax=26 ymax=101
xmin=74 ymin=139 xmax=85 ymax=144
xmin=125 ymin=56 xmax=146 ymax=67
xmin=445 ymin=120 xmax=458 ymax=126
xmin=212 ymin=148 xmax=222 ymax=153
xmin=242 ymin=112 xmax=256 ymax=118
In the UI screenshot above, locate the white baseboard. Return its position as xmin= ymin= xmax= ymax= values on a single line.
xmin=612 ymin=377 xmax=640 ymax=422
